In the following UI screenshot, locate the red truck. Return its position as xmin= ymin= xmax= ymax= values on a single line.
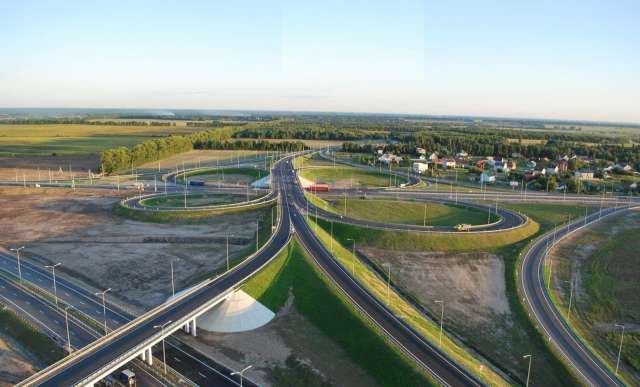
xmin=306 ymin=184 xmax=329 ymax=192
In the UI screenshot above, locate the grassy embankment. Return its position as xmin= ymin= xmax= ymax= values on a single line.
xmin=548 ymin=211 xmax=640 ymax=384
xmin=139 ymin=192 xmax=267 ymax=208
xmin=312 ymin=202 xmax=601 ymax=385
xmin=300 ymin=165 xmax=400 ymax=188
xmin=175 ymin=167 xmax=268 ymax=183
xmin=306 ymin=216 xmax=529 ymax=386
xmin=311 ymin=195 xmax=499 ymax=227
xmin=242 ymin=240 xmax=436 ymax=387
xmin=0 ymin=306 xmax=65 ymax=365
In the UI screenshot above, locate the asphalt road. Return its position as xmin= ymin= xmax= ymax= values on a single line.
xmin=304 ymin=192 xmax=527 ymax=232
xmin=519 ymin=206 xmax=635 ymax=387
xmin=0 ymin=275 xmax=165 ymax=387
xmin=0 ymin=252 xmax=250 ymax=386
xmin=19 ymin=157 xmax=293 ymax=386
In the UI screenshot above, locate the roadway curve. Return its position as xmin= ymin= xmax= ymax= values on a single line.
xmin=19 ymin=158 xmax=295 ymax=386
xmin=519 ymin=205 xmax=637 ymax=387
xmin=22 ymin=154 xmax=484 ymax=387
xmin=304 ymin=193 xmax=527 ymax=233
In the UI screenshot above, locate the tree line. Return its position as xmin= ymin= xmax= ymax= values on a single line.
xmin=100 ymin=128 xmax=307 ymax=174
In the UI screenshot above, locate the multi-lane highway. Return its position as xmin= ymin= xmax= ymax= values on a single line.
xmin=17 ymin=156 xmax=294 ymax=386
xmin=0 ymin=252 xmax=254 ymax=386
xmin=9 ymin=150 xmax=638 ymax=386
xmin=519 ymin=205 xmax=636 ymax=387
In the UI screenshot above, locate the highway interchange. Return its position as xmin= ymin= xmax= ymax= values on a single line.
xmin=1 ymin=151 xmax=637 ymax=386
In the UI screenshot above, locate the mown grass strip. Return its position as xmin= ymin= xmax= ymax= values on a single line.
xmin=243 ymin=240 xmax=437 ymax=387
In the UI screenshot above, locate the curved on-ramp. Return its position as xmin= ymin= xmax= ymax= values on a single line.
xmin=519 ymin=205 xmax=637 ymax=387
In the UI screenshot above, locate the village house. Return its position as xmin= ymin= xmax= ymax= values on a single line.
xmin=378 ymin=153 xmax=403 ymax=165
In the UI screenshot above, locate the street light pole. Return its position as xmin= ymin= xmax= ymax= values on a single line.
xmin=170 ymin=260 xmax=176 ymax=297
xmin=523 ymin=354 xmax=532 ymax=387
xmin=384 ymin=263 xmax=391 ymax=304
xmin=231 ymin=365 xmax=253 ymax=387
xmin=64 ymin=305 xmax=73 ymax=354
xmin=615 ymin=324 xmax=625 ymax=375
xmin=346 ymin=238 xmax=356 ymax=273
xmin=44 ymin=263 xmax=61 ymax=307
xmin=95 ymin=288 xmax=111 ymax=335
xmin=153 ymin=320 xmax=173 ymax=375
xmin=226 ymin=233 xmax=230 ymax=271
xmin=10 ymin=246 xmax=25 ymax=283
xmin=564 ymin=279 xmax=574 ymax=321
xmin=435 ymin=300 xmax=444 ymax=345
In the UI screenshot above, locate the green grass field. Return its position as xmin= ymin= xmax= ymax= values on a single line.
xmin=243 ymin=240 xmax=436 ymax=387
xmin=0 ymin=306 xmax=65 ymax=365
xmin=499 ymin=203 xmax=587 ymax=230
xmin=177 ymin=167 xmax=267 ymax=183
xmin=311 ymin=215 xmax=538 ymax=252
xmin=140 ymin=193 xmax=252 ymax=208
xmin=318 ymin=196 xmax=498 ymax=226
xmin=300 ymin=165 xmax=398 ymax=188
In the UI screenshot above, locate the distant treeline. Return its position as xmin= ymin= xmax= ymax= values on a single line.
xmin=100 ymin=127 xmax=306 ymax=174
xmin=0 ymin=118 xmax=177 ymax=126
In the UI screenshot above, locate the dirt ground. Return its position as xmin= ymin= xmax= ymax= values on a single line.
xmin=0 ymin=186 xmax=258 ymax=313
xmin=137 ymin=150 xmax=268 ymax=172
xmin=0 ymin=155 xmax=99 ymax=181
xmin=180 ymin=293 xmax=378 ymax=387
xmin=358 ymin=247 xmax=527 ymax=379
xmin=0 ymin=334 xmax=40 ymax=386
xmin=360 ymin=247 xmax=510 ymax=325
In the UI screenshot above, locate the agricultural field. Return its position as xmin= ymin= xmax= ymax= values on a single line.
xmin=548 ymin=210 xmax=640 ymax=385
xmin=0 ymin=124 xmax=205 ymax=156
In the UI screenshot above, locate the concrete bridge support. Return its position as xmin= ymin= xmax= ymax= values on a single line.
xmin=183 ymin=322 xmax=190 ymax=334
xmin=190 ymin=318 xmax=197 ymax=336
xmin=145 ymin=347 xmax=153 ymax=366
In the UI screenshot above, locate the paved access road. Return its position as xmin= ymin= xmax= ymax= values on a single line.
xmin=519 ymin=206 xmax=636 ymax=387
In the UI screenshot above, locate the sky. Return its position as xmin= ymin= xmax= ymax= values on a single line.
xmin=1 ymin=0 xmax=639 ymax=123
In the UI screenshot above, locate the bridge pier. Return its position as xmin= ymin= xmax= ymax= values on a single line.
xmin=146 ymin=347 xmax=153 ymax=366
xmin=190 ymin=318 xmax=197 ymax=336
xmin=140 ymin=349 xmax=146 ymax=362
xmin=183 ymin=322 xmax=190 ymax=334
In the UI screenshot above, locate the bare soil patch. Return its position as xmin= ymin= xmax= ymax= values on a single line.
xmin=0 ymin=186 xmax=258 ymax=313
xmin=0 ymin=154 xmax=99 ymax=181
xmin=0 ymin=334 xmax=40 ymax=386
xmin=360 ymin=247 xmax=510 ymax=324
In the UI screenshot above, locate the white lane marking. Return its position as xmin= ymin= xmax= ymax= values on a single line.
xmin=198 ymin=372 xmax=207 ymax=379
xmin=173 ymin=357 xmax=181 ymax=362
